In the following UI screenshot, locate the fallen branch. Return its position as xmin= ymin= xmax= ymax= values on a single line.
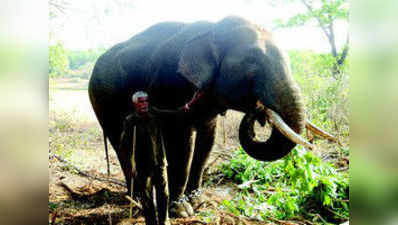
xmin=237 ymin=179 xmax=257 ymax=189
xmin=125 ymin=195 xmax=143 ymax=210
xmin=326 ymin=207 xmax=349 ymax=220
xmin=264 ymin=215 xmax=286 ymax=224
xmin=289 ymin=216 xmax=315 ymax=225
xmin=336 ymin=166 xmax=349 ymax=172
xmin=313 ymin=213 xmax=328 ymax=224
xmin=173 ymin=218 xmax=208 ymax=225
xmin=194 ymin=200 xmax=218 ymax=211
xmin=218 ymin=211 xmax=249 ymax=225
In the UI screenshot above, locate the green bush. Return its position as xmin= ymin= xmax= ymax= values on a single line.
xmin=49 ymin=42 xmax=70 ymax=78
xmin=220 ymin=147 xmax=349 ymax=223
xmin=218 ymin=49 xmax=350 ymax=224
xmin=289 ymin=50 xmax=349 ymax=139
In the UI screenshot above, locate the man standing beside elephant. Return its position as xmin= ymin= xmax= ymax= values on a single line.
xmin=120 ymin=90 xmax=205 ymax=222
xmin=119 ymin=91 xmax=171 ymax=225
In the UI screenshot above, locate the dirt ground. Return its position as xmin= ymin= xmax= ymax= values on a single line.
xmin=49 ymin=154 xmax=250 ymax=225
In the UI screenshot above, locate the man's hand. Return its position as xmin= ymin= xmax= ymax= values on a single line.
xmin=183 ymin=91 xmax=204 ymax=112
xmin=183 ymin=104 xmax=190 ymax=112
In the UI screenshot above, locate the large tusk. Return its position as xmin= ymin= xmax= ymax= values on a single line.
xmin=305 ymin=120 xmax=337 ymax=142
xmin=264 ymin=108 xmax=313 ymax=150
xmin=256 ymin=101 xmax=313 ymax=150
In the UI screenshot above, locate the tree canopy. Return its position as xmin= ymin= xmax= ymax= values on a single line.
xmin=274 ymin=0 xmax=349 ymax=74
xmin=49 ymin=42 xmax=69 ymax=78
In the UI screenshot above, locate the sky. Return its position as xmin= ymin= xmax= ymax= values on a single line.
xmin=52 ymin=0 xmax=348 ymax=53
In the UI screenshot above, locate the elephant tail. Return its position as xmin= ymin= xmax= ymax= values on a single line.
xmin=103 ymin=130 xmax=110 ymax=176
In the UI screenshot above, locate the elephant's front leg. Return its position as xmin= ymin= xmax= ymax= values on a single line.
xmin=163 ymin=125 xmax=195 ymax=217
xmin=186 ymin=117 xmax=217 ymax=194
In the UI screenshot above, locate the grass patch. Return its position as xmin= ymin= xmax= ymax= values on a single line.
xmin=49 ymin=110 xmax=102 ymax=159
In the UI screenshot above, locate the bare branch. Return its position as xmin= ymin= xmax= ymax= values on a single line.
xmin=300 ymin=0 xmax=332 ymax=41
xmin=49 ymin=0 xmax=69 ymax=15
xmin=337 ymin=33 xmax=350 ymax=66
xmin=328 ymin=15 xmax=338 ymax=58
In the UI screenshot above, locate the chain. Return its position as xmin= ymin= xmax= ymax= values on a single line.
xmin=171 ymin=195 xmax=188 ymax=205
xmin=170 ymin=189 xmax=202 ymax=205
xmin=188 ymin=189 xmax=202 ymax=199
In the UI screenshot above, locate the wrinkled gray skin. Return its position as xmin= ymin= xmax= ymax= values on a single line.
xmin=89 ymin=16 xmax=305 ymax=213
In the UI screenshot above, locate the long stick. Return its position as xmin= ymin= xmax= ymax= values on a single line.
xmin=129 ymin=125 xmax=136 ymax=219
xmin=222 ymin=115 xmax=226 ymax=146
xmin=125 ymin=195 xmax=143 ymax=210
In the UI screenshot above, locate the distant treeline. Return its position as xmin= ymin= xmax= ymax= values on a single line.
xmin=49 ymin=41 xmax=106 ymax=78
xmin=67 ymin=48 xmax=106 ymax=70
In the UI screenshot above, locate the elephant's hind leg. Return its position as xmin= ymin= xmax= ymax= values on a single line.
xmin=186 ymin=117 xmax=217 ymax=194
xmin=116 ymin=150 xmax=134 ymax=192
xmin=101 ymin=123 xmax=135 ymax=194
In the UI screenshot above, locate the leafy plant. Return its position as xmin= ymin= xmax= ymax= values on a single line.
xmin=49 ymin=42 xmax=70 ymax=78
xmin=67 ymin=48 xmax=105 ymax=70
xmin=273 ymin=0 xmax=349 ymax=73
xmin=289 ymin=50 xmax=349 ymax=139
xmin=220 ymin=147 xmax=349 ymax=223
xmin=197 ymin=209 xmax=218 ymax=223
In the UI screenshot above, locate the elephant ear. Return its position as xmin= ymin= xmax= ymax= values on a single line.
xmin=178 ymin=32 xmax=219 ymax=89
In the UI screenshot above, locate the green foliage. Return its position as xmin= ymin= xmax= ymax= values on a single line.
xmin=218 ymin=42 xmax=350 ymax=224
xmin=273 ymin=0 xmax=349 ymax=69
xmin=289 ymin=50 xmax=349 ymax=138
xmin=49 ymin=47 xmax=104 ymax=79
xmin=49 ymin=42 xmax=70 ymax=78
xmin=198 ymin=209 xmax=218 ymax=223
xmin=220 ymin=147 xmax=349 ymax=223
xmin=274 ymin=0 xmax=349 ymax=28
xmin=67 ymin=48 xmax=105 ymax=70
xmin=49 ymin=202 xmax=58 ymax=210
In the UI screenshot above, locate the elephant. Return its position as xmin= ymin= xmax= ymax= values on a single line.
xmin=88 ymin=15 xmax=333 ymax=215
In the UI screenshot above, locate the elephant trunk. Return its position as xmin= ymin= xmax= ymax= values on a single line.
xmin=239 ymin=81 xmax=307 ymax=161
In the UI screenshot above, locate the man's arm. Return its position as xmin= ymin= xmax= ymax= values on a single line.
xmin=150 ymin=90 xmax=204 ymax=117
xmin=150 ymin=106 xmax=186 ymax=117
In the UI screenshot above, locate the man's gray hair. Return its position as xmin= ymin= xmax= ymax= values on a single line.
xmin=132 ymin=91 xmax=148 ymax=103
